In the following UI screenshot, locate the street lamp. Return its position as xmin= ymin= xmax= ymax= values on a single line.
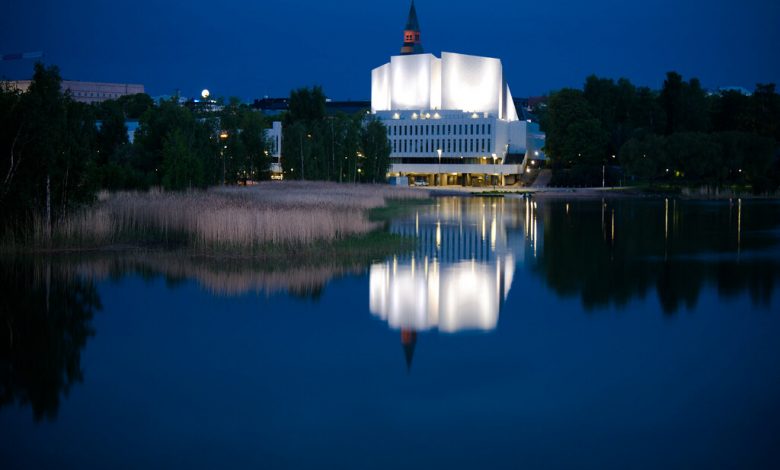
xmin=219 ymin=131 xmax=229 ymax=185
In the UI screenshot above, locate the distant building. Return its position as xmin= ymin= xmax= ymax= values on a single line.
xmin=4 ymin=80 xmax=145 ymax=104
xmin=265 ymin=121 xmax=283 ymax=179
xmin=371 ymin=1 xmax=545 ymax=186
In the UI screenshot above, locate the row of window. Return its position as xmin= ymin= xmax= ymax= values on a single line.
xmin=391 ymin=138 xmax=491 ymax=154
xmin=387 ymin=123 xmax=491 ymax=137
xmin=72 ymin=92 xmax=122 ymax=98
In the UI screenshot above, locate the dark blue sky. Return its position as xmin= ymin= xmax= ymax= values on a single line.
xmin=2 ymin=0 xmax=778 ymax=101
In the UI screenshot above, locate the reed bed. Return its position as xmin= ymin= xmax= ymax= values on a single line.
xmin=73 ymin=253 xmax=363 ymax=297
xmin=50 ymin=182 xmax=429 ymax=249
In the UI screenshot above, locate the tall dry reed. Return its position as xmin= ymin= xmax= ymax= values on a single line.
xmin=51 ymin=182 xmax=428 ymax=249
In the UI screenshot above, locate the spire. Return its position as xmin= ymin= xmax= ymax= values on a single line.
xmin=405 ymin=0 xmax=421 ymax=31
xmin=400 ymin=1 xmax=423 ymax=55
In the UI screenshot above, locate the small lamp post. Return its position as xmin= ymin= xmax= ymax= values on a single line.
xmin=219 ymin=130 xmax=229 ymax=185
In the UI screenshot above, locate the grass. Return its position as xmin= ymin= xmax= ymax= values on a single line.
xmin=8 ymin=182 xmax=430 ymax=252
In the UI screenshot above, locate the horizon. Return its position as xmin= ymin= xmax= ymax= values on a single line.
xmin=2 ymin=0 xmax=778 ymax=101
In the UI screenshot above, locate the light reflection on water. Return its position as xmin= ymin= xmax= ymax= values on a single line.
xmin=2 ymin=196 xmax=780 ymax=468
xmin=369 ymin=198 xmax=524 ymax=335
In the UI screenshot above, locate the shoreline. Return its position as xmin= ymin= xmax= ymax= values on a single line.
xmin=423 ymin=186 xmax=780 ymax=200
xmin=0 ymin=182 xmax=429 ymax=256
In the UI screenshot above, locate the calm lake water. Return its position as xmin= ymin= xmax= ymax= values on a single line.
xmin=2 ymin=196 xmax=780 ymax=469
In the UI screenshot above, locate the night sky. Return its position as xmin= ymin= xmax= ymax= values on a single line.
xmin=1 ymin=0 xmax=778 ymax=101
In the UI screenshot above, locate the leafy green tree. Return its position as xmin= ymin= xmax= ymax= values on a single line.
xmin=336 ymin=113 xmax=362 ymax=183
xmin=238 ymin=107 xmax=271 ymax=181
xmin=116 ymin=93 xmax=154 ymax=120
xmin=133 ymin=98 xmax=218 ymax=188
xmin=749 ymin=83 xmax=780 ymax=141
xmin=0 ymin=63 xmax=99 ymax=236
xmin=660 ymin=72 xmax=709 ymax=134
xmin=630 ymin=86 xmax=666 ymax=133
xmin=717 ymin=131 xmax=777 ymax=192
xmin=287 ymin=86 xmax=326 ymax=123
xmin=542 ymin=88 xmax=609 ymax=185
xmin=620 ymin=133 xmax=668 ymax=181
xmin=665 ymin=132 xmax=723 ymax=183
xmin=96 ymin=100 xmax=128 ymax=167
xmin=360 ymin=117 xmax=391 ymax=183
xmin=161 ymin=129 xmax=203 ymax=190
xmin=542 ymin=89 xmax=595 ymax=169
xmin=710 ymin=90 xmax=751 ymax=133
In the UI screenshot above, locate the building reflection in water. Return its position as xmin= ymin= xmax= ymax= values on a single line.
xmin=369 ymin=197 xmax=537 ymax=368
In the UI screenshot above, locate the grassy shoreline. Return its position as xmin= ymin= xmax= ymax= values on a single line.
xmin=1 ymin=182 xmax=430 ymax=256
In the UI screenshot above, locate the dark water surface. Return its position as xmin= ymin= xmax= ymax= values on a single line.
xmin=2 ymin=197 xmax=780 ymax=469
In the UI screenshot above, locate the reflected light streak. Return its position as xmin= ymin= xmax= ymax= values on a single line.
xmin=737 ymin=198 xmax=742 ymax=256
xmin=490 ymin=216 xmax=497 ymax=251
xmin=611 ymin=209 xmax=615 ymax=242
xmin=665 ymin=198 xmax=669 ymax=241
xmin=369 ymin=257 xmax=514 ymax=333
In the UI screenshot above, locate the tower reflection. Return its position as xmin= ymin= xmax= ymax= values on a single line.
xmin=370 ymin=197 xmax=536 ymax=368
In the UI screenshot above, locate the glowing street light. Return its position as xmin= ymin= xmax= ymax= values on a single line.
xmin=219 ymin=131 xmax=229 ymax=185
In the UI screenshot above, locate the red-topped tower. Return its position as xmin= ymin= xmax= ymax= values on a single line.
xmin=400 ymin=1 xmax=423 ymax=55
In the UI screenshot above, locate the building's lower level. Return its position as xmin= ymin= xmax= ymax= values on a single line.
xmin=389 ymin=163 xmax=524 ymax=187
xmin=377 ymin=109 xmax=545 ymax=186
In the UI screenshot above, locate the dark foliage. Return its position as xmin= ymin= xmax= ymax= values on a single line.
xmin=541 ymin=72 xmax=780 ymax=192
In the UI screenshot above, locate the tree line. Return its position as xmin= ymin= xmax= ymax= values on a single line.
xmin=281 ymin=86 xmax=391 ymax=183
xmin=540 ymin=72 xmax=780 ymax=192
xmin=0 ymin=64 xmax=392 ymax=238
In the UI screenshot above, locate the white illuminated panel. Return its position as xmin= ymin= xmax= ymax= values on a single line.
xmin=369 ymin=262 xmax=436 ymax=331
xmin=505 ymin=85 xmax=519 ymax=122
xmin=430 ymin=58 xmax=442 ymax=110
xmin=371 ymin=51 xmax=522 ymax=120
xmin=369 ymin=257 xmax=514 ymax=333
xmin=441 ymin=52 xmax=502 ymax=115
xmin=390 ymin=54 xmax=438 ymax=110
xmin=371 ymin=63 xmax=391 ymax=112
xmin=438 ymin=262 xmax=498 ymax=332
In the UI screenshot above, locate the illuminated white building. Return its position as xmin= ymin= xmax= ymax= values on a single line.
xmin=372 ymin=2 xmax=545 ymax=186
